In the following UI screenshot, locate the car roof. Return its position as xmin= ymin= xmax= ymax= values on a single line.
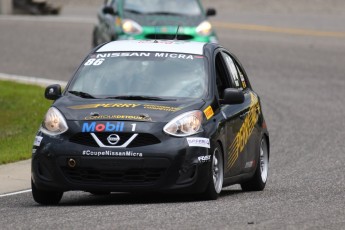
xmin=96 ymin=40 xmax=206 ymax=55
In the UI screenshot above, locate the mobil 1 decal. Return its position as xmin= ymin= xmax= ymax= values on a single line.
xmin=82 ymin=121 xmax=137 ymax=132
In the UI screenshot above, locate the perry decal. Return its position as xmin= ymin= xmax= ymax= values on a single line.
xmin=68 ymin=104 xmax=141 ymax=109
xmin=227 ymin=93 xmax=260 ymax=169
xmin=203 ymin=106 xmax=214 ymax=120
xmin=69 ymin=103 xmax=181 ymax=112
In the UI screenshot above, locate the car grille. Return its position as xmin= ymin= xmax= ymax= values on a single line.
xmin=145 ymin=34 xmax=194 ymax=40
xmin=62 ymin=167 xmax=166 ymax=184
xmin=69 ymin=132 xmax=161 ymax=147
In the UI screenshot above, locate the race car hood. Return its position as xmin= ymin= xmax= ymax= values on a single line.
xmin=53 ymin=96 xmax=206 ymax=123
xmin=124 ymin=12 xmax=205 ymax=27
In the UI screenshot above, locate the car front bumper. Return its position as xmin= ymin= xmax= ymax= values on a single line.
xmin=32 ymin=133 xmax=212 ymax=194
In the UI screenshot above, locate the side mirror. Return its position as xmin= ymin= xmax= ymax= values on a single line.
xmin=206 ymin=8 xmax=216 ymax=17
xmin=222 ymin=88 xmax=245 ymax=105
xmin=45 ymin=84 xmax=62 ymax=100
xmin=103 ymin=6 xmax=116 ymax=15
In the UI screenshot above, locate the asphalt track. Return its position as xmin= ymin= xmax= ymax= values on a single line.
xmin=1 ymin=1 xmax=345 ymax=229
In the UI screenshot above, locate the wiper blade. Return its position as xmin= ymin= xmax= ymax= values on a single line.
xmin=124 ymin=9 xmax=143 ymax=14
xmin=106 ymin=95 xmax=176 ymax=101
xmin=146 ymin=11 xmax=183 ymax=16
xmin=68 ymin=91 xmax=96 ymax=99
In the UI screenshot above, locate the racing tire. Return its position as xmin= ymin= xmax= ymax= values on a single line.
xmin=31 ymin=180 xmax=63 ymax=205
xmin=201 ymin=143 xmax=224 ymax=200
xmin=241 ymin=137 xmax=269 ymax=191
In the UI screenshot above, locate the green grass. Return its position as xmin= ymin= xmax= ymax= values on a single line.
xmin=0 ymin=80 xmax=52 ymax=164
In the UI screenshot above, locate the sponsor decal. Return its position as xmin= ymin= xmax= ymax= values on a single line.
xmin=33 ymin=136 xmax=43 ymax=147
xmin=143 ymin=104 xmax=181 ymax=112
xmin=203 ymin=106 xmax=214 ymax=120
xmin=227 ymin=93 xmax=261 ymax=169
xmin=84 ymin=114 xmax=152 ymax=121
xmin=82 ymin=122 xmax=124 ymax=132
xmin=245 ymin=160 xmax=255 ymax=168
xmin=69 ymin=103 xmax=140 ymax=110
xmin=198 ymin=155 xmax=211 ymax=163
xmin=94 ymin=52 xmax=195 ymax=60
xmin=69 ymin=103 xmax=181 ymax=112
xmin=32 ymin=149 xmax=37 ymax=154
xmin=107 ymin=134 xmax=120 ymax=145
xmin=82 ymin=150 xmax=143 ymax=157
xmin=187 ymin=137 xmax=210 ymax=148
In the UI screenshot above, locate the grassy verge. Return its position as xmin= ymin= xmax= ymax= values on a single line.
xmin=0 ymin=80 xmax=52 ymax=165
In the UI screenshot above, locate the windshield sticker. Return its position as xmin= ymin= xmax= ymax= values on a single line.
xmin=69 ymin=103 xmax=181 ymax=112
xmin=84 ymin=58 xmax=105 ymax=66
xmin=94 ymin=52 xmax=198 ymax=60
xmin=203 ymin=106 xmax=214 ymax=120
xmin=187 ymin=137 xmax=210 ymax=148
xmin=227 ymin=93 xmax=260 ymax=169
xmin=85 ymin=114 xmax=152 ymax=121
xmin=82 ymin=150 xmax=143 ymax=157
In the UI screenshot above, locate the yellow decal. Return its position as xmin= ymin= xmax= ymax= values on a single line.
xmin=227 ymin=93 xmax=261 ymax=169
xmin=69 ymin=103 xmax=182 ymax=112
xmin=84 ymin=114 xmax=152 ymax=121
xmin=143 ymin=104 xmax=181 ymax=112
xmin=204 ymin=106 xmax=214 ymax=120
xmin=68 ymin=104 xmax=141 ymax=110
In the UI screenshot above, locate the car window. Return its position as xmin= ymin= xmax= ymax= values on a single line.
xmin=123 ymin=0 xmax=202 ymax=15
xmin=222 ymin=52 xmax=241 ymax=89
xmin=236 ymin=65 xmax=247 ymax=89
xmin=215 ymin=52 xmax=231 ymax=99
xmin=69 ymin=52 xmax=208 ymax=99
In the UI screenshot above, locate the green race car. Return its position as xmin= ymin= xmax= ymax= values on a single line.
xmin=92 ymin=0 xmax=218 ymax=46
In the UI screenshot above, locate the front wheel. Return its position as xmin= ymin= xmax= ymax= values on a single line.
xmin=31 ymin=180 xmax=63 ymax=205
xmin=241 ymin=137 xmax=269 ymax=191
xmin=201 ymin=143 xmax=224 ymax=200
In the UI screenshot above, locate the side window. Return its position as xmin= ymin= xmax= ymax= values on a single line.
xmin=236 ymin=65 xmax=247 ymax=89
xmin=215 ymin=53 xmax=231 ymax=99
xmin=222 ymin=52 xmax=241 ymax=89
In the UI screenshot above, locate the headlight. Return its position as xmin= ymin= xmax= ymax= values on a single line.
xmin=40 ymin=107 xmax=68 ymax=136
xmin=196 ymin=21 xmax=212 ymax=36
xmin=122 ymin=19 xmax=143 ymax=35
xmin=163 ymin=111 xmax=203 ymax=137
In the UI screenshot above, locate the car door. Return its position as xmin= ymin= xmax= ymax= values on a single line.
xmin=214 ymin=50 xmax=248 ymax=177
xmin=221 ymin=51 xmax=260 ymax=175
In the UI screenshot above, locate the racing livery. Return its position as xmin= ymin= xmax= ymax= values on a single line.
xmin=31 ymin=40 xmax=269 ymax=205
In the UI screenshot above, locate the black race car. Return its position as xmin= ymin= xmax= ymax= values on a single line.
xmin=31 ymin=40 xmax=270 ymax=205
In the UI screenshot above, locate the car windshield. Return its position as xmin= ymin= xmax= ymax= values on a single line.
xmin=68 ymin=52 xmax=208 ymax=100
xmin=123 ymin=0 xmax=202 ymax=16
